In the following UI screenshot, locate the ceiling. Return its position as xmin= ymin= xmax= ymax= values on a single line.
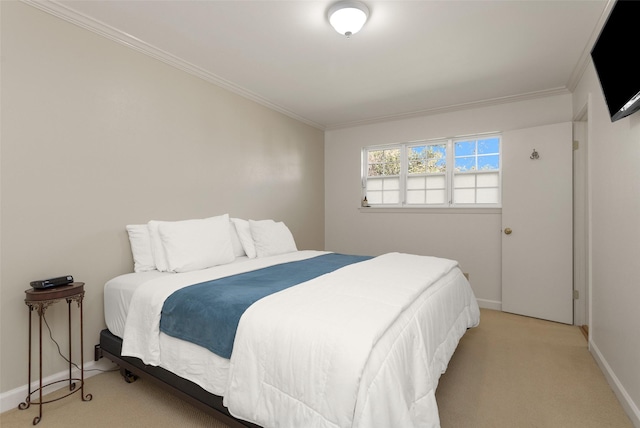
xmin=39 ymin=0 xmax=611 ymax=130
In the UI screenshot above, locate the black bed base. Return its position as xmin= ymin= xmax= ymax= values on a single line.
xmin=98 ymin=329 xmax=260 ymax=428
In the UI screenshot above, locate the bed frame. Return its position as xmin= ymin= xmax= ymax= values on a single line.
xmin=97 ymin=329 xmax=260 ymax=428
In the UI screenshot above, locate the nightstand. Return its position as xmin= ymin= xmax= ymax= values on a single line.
xmin=19 ymin=282 xmax=92 ymax=425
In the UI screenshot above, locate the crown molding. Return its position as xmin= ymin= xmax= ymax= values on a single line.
xmin=566 ymin=0 xmax=615 ymax=92
xmin=325 ymin=87 xmax=571 ymax=130
xmin=22 ymin=0 xmax=325 ymax=131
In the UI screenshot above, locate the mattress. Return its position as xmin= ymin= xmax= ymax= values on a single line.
xmin=104 ymin=269 xmax=170 ymax=338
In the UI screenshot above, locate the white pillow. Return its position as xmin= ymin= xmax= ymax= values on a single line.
xmin=231 ymin=218 xmax=257 ymax=259
xmin=148 ymin=220 xmax=170 ymax=272
xmin=158 ymin=214 xmax=235 ymax=273
xmin=229 ymin=219 xmax=246 ymax=257
xmin=125 ymin=224 xmax=156 ymax=272
xmin=249 ymin=219 xmax=298 ymax=258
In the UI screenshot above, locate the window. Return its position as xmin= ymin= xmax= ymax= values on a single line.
xmin=365 ymin=147 xmax=400 ymax=204
xmin=362 ymin=134 xmax=501 ymax=208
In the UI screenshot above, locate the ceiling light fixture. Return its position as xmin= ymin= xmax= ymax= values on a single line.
xmin=328 ymin=1 xmax=369 ymax=38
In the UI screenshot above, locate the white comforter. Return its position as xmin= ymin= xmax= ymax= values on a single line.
xmin=120 ymin=251 xmax=479 ymax=428
xmin=224 ymin=252 xmax=479 ymax=428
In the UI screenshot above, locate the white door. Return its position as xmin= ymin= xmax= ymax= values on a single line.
xmin=502 ymin=122 xmax=573 ymax=324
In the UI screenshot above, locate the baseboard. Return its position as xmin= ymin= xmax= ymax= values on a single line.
xmin=590 ymin=341 xmax=640 ymax=427
xmin=476 ymin=298 xmax=502 ymax=311
xmin=0 ymin=359 xmax=116 ymax=414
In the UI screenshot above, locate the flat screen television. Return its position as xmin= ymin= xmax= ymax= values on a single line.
xmin=590 ymin=0 xmax=640 ymax=122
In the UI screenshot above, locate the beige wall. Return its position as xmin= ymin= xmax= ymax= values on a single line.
xmin=325 ymin=94 xmax=573 ymax=310
xmin=572 ymin=64 xmax=640 ymax=425
xmin=0 ymin=1 xmax=324 ymax=394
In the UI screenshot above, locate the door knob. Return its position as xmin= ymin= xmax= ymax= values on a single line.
xmin=504 ymin=228 xmax=512 ymax=235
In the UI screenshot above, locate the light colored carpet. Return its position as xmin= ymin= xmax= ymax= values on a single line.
xmin=1 ymin=309 xmax=632 ymax=427
xmin=436 ymin=309 xmax=632 ymax=428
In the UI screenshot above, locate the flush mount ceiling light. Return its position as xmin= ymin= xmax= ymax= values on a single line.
xmin=328 ymin=1 xmax=369 ymax=38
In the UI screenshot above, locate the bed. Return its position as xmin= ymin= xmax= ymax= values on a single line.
xmin=98 ymin=215 xmax=480 ymax=428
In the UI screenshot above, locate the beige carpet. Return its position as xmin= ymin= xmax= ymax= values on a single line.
xmin=1 ymin=309 xmax=632 ymax=427
xmin=436 ymin=309 xmax=632 ymax=427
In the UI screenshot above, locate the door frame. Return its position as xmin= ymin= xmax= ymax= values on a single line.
xmin=573 ymin=99 xmax=592 ymax=341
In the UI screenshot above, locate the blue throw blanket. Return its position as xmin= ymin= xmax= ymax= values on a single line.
xmin=159 ymin=253 xmax=372 ymax=359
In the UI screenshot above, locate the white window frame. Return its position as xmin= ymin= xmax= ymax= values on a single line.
xmin=361 ymin=144 xmax=403 ymax=205
xmin=362 ymin=133 xmax=502 ymax=209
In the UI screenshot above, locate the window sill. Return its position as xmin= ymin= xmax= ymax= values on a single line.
xmin=358 ymin=206 xmax=501 ymax=214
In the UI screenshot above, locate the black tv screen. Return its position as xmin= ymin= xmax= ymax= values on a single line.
xmin=590 ymin=0 xmax=640 ymax=122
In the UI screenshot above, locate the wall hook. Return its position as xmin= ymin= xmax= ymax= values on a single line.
xmin=530 ymin=149 xmax=539 ymax=160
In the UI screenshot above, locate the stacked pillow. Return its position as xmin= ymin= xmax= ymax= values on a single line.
xmin=126 ymin=214 xmax=298 ymax=273
xmin=230 ymin=218 xmax=298 ymax=259
xmin=248 ymin=219 xmax=298 ymax=258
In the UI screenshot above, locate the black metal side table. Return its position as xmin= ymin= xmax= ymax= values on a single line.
xmin=19 ymin=282 xmax=92 ymax=425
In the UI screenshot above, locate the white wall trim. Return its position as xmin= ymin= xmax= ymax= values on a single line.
xmin=326 ymin=88 xmax=571 ymax=130
xmin=590 ymin=341 xmax=640 ymax=427
xmin=476 ymin=298 xmax=502 ymax=311
xmin=0 ymin=359 xmax=116 ymax=414
xmin=359 ymin=207 xmax=502 ymax=215
xmin=21 ymin=0 xmax=325 ymax=131
xmin=566 ymin=0 xmax=616 ymax=93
